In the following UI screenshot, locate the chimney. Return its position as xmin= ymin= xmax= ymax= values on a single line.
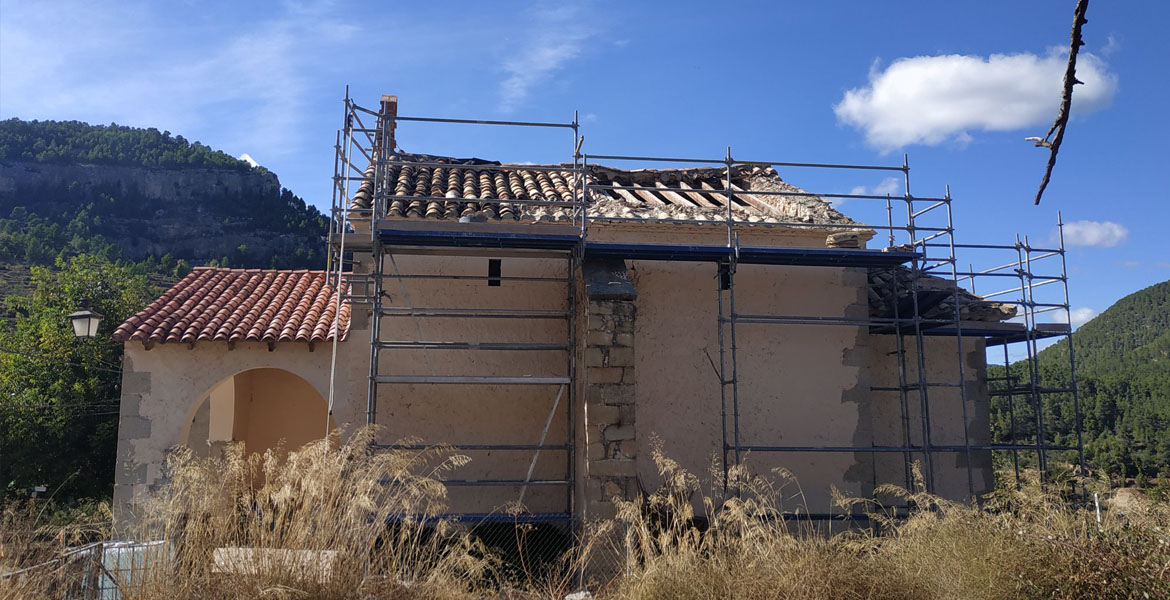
xmin=377 ymin=94 xmax=398 ymax=155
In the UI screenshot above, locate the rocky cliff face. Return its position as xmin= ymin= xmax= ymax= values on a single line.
xmin=0 ymin=160 xmax=326 ymax=267
xmin=0 ymin=161 xmax=280 ymax=201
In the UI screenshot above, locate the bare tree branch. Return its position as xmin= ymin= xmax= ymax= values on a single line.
xmin=1032 ymin=0 xmax=1090 ymax=205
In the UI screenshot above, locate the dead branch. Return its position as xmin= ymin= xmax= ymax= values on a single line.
xmin=1031 ymin=0 xmax=1090 ymax=205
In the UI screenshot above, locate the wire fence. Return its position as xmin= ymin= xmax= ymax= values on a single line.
xmin=1 ymin=539 xmax=167 ymax=599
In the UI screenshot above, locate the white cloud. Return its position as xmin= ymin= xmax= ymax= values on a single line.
xmin=845 ymin=176 xmax=902 ymax=206
xmin=0 ymin=0 xmax=357 ymax=160
xmin=834 ymin=49 xmax=1118 ymax=150
xmin=498 ymin=5 xmax=596 ymax=113
xmin=1119 ymin=260 xmax=1139 ymax=268
xmin=872 ymin=177 xmax=901 ymax=196
xmin=1101 ymin=34 xmax=1120 ymax=57
xmin=1061 ymin=220 xmax=1129 ymax=247
xmin=848 ymin=176 xmax=902 ymax=196
xmin=1051 ymin=307 xmax=1097 ymax=327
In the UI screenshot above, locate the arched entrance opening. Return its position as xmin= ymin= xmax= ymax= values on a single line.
xmin=181 ymin=368 xmax=336 ymax=458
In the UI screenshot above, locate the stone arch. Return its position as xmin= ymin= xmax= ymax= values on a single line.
xmin=180 ymin=367 xmax=336 ymax=458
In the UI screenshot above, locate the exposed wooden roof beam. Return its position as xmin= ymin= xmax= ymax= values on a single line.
xmin=729 ymin=182 xmax=781 ymax=217
xmin=627 ymin=182 xmax=668 ymax=206
xmin=609 ymin=181 xmax=657 ymax=205
xmin=675 ymin=180 xmax=720 ymax=208
xmin=652 ymin=181 xmax=699 ymax=207
xmin=698 ymin=179 xmax=732 ymax=207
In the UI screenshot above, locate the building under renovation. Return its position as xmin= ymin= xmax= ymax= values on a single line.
xmin=111 ymin=95 xmax=1082 ymax=535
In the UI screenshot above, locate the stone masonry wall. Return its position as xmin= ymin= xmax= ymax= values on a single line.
xmin=584 ymin=298 xmax=637 ymax=519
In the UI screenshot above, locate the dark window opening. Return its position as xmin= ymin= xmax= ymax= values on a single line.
xmin=488 ymin=259 xmax=502 ymax=286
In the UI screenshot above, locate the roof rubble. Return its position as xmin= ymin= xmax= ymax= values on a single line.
xmin=348 ymin=154 xmax=859 ymax=228
xmin=868 ymin=268 xmax=1018 ymax=322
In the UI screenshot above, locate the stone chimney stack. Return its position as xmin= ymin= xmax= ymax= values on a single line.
xmin=378 ymin=94 xmax=398 ymax=155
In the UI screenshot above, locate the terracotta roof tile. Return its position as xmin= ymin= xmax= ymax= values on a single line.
xmin=348 ymin=153 xmax=857 ymax=227
xmin=113 ymin=268 xmax=350 ymax=346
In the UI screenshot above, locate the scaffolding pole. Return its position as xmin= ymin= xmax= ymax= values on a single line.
xmin=322 ymin=93 xmax=1084 ymax=532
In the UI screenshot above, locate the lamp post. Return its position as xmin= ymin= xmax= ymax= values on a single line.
xmin=67 ymin=299 xmax=103 ymax=340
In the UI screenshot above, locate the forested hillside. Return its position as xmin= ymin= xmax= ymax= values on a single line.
xmin=0 ymin=119 xmax=327 ymax=274
xmin=1 ymin=119 xmax=331 ymax=500
xmin=0 ymin=119 xmax=252 ymax=171
xmin=990 ymin=280 xmax=1170 ymax=483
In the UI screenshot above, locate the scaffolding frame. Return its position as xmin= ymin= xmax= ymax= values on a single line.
xmin=327 ymin=91 xmax=583 ymax=528
xmin=324 ymin=92 xmax=1085 ymax=530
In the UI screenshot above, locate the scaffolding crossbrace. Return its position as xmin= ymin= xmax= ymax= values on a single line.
xmin=325 ymin=91 xmax=1085 ymax=530
xmin=326 ymin=90 xmax=582 ymax=527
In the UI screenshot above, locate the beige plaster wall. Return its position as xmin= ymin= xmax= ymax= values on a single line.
xmin=371 ymin=253 xmax=575 ymax=515
xmin=115 ymin=222 xmax=992 ymax=526
xmin=235 ymin=368 xmax=336 ymax=456
xmin=868 ymin=334 xmax=993 ymax=501
xmin=629 ymin=260 xmax=873 ymax=513
xmin=114 ymin=335 xmax=368 ymax=528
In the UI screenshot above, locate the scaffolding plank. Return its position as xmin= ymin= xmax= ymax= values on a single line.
xmin=379 ymin=227 xmax=580 ymax=251
xmin=377 ymin=341 xmax=569 ymax=351
xmin=375 ymin=376 xmax=570 ymax=385
xmin=379 ymin=307 xmax=569 ymax=319
xmin=585 ymin=242 xmax=918 ymax=267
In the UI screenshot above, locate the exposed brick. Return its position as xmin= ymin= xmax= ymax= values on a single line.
xmin=621 ymin=367 xmax=636 ymax=384
xmin=602 ymin=480 xmax=624 ymax=499
xmin=586 ymin=330 xmax=612 ymax=347
xmin=619 ymin=405 xmax=636 ymax=423
xmin=619 ymin=440 xmax=637 ymax=458
xmin=590 ymin=458 xmax=637 ymax=478
xmin=588 ymin=402 xmax=621 ymax=424
xmin=608 ymin=347 xmax=635 ymax=367
xmin=613 ymin=332 xmax=635 ymax=347
xmin=587 ymin=367 xmax=623 ymax=384
xmin=587 ymin=441 xmax=608 ymax=460
xmin=584 ymin=347 xmax=606 ymax=368
xmin=603 ymin=424 xmax=635 ymax=442
xmin=587 ymin=315 xmax=606 ymax=330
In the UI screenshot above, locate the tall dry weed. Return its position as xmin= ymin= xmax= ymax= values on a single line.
xmin=117 ymin=426 xmax=498 ymax=599
xmin=605 ymin=454 xmax=1170 ymax=600
xmin=4 ymin=437 xmax=1169 ymax=600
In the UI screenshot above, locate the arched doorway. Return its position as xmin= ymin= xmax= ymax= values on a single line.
xmin=181 ymin=368 xmax=336 ymax=458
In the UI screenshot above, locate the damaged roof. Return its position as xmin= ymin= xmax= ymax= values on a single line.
xmin=348 ymin=153 xmax=857 ymax=227
xmin=112 ymin=268 xmax=350 ymax=346
xmin=868 ymin=268 xmax=1018 ymax=323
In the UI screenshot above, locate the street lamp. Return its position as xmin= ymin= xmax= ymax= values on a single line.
xmin=67 ymin=299 xmax=103 ymax=339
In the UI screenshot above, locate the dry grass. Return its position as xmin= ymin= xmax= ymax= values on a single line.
xmin=606 ymin=449 xmax=1170 ymax=600
xmin=3 ymin=432 xmax=1169 ymax=599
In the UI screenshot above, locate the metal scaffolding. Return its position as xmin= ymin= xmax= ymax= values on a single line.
xmin=324 ymin=91 xmax=1084 ymax=529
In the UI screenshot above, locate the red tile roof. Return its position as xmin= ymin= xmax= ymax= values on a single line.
xmin=112 ymin=268 xmax=350 ymax=346
xmin=348 ymin=153 xmax=856 ymax=226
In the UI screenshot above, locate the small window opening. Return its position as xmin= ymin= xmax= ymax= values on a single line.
xmin=488 ymin=259 xmax=502 ymax=287
xmin=718 ymin=263 xmax=732 ymax=290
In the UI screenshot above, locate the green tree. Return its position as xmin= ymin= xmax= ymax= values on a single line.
xmin=0 ymin=254 xmax=153 ymax=500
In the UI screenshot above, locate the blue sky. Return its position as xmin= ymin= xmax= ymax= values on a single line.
xmin=2 ymin=0 xmax=1168 ymax=335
